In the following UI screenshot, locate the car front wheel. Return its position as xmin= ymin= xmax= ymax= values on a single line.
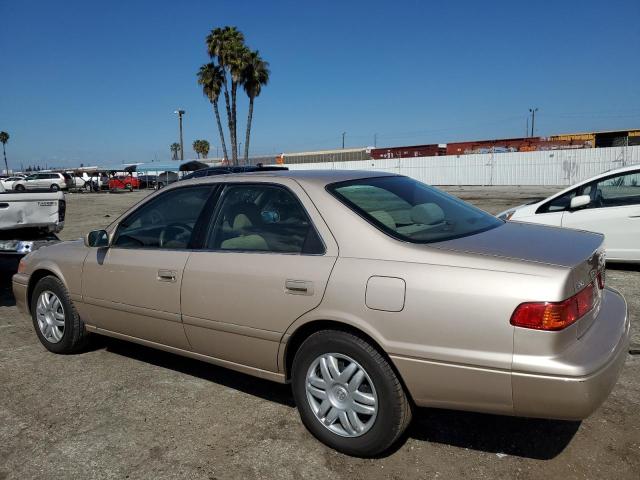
xmin=291 ymin=330 xmax=412 ymax=457
xmin=31 ymin=276 xmax=89 ymax=354
xmin=15 ymin=184 xmax=25 ymax=191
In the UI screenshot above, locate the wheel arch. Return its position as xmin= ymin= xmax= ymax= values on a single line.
xmin=281 ymin=319 xmax=415 ymax=404
xmin=27 ymin=268 xmax=65 ymax=314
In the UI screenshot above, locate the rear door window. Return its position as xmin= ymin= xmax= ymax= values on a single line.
xmin=205 ymin=184 xmax=324 ymax=254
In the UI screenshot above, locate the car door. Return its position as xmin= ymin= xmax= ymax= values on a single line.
xmin=82 ymin=184 xmax=217 ymax=348
xmin=180 ymin=180 xmax=339 ymax=373
xmin=24 ymin=174 xmax=40 ymax=190
xmin=562 ymin=169 xmax=640 ymax=261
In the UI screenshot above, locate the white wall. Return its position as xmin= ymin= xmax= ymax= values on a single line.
xmin=287 ymin=145 xmax=640 ymax=186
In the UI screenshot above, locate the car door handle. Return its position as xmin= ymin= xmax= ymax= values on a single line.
xmin=157 ymin=269 xmax=177 ymax=283
xmin=285 ymin=279 xmax=314 ymax=296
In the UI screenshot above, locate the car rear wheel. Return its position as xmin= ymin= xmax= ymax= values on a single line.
xmin=291 ymin=330 xmax=412 ymax=457
xmin=31 ymin=276 xmax=89 ymax=354
xmin=50 ymin=184 xmax=60 ymax=191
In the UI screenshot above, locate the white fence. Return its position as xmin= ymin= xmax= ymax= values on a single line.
xmin=287 ymin=145 xmax=640 ymax=186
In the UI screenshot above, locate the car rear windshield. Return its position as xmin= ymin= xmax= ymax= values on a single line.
xmin=328 ymin=176 xmax=502 ymax=243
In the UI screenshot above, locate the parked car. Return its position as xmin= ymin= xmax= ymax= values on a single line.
xmin=108 ymin=175 xmax=140 ymax=191
xmin=70 ymin=173 xmax=109 ymax=191
xmin=0 ymin=175 xmax=26 ymax=190
xmin=137 ymin=175 xmax=157 ymax=189
xmin=13 ymin=172 xmax=73 ymax=192
xmin=498 ymin=165 xmax=640 ymax=263
xmin=12 ymin=170 xmax=628 ymax=457
xmin=156 ymin=171 xmax=179 ymax=189
xmin=181 ymin=165 xmax=288 ymax=180
xmin=1 ymin=180 xmax=65 ymax=273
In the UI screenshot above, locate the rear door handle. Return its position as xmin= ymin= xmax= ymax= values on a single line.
xmin=157 ymin=269 xmax=177 ymax=283
xmin=285 ymin=279 xmax=314 ymax=296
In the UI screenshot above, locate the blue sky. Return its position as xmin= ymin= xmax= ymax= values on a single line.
xmin=1 ymin=0 xmax=639 ymax=168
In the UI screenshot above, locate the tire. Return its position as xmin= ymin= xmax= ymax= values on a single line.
xmin=291 ymin=330 xmax=412 ymax=457
xmin=30 ymin=276 xmax=89 ymax=354
xmin=50 ymin=184 xmax=60 ymax=191
xmin=15 ymin=184 xmax=25 ymax=192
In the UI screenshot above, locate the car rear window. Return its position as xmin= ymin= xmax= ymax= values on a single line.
xmin=328 ymin=176 xmax=502 ymax=243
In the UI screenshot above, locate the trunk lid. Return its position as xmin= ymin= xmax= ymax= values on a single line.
xmin=430 ymin=221 xmax=603 ymax=269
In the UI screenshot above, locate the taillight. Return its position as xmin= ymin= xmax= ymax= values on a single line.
xmin=511 ymin=282 xmax=597 ymax=331
xmin=58 ymin=200 xmax=66 ymax=222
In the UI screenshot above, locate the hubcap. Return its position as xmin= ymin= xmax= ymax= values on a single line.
xmin=36 ymin=291 xmax=65 ymax=343
xmin=305 ymin=353 xmax=378 ymax=437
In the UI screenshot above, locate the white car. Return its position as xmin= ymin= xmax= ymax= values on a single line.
xmin=13 ymin=172 xmax=73 ymax=192
xmin=498 ymin=164 xmax=640 ymax=262
xmin=69 ymin=172 xmax=109 ymax=191
xmin=1 ymin=175 xmax=26 ymax=190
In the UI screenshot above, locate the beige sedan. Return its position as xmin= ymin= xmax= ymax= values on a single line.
xmin=12 ymin=170 xmax=629 ymax=456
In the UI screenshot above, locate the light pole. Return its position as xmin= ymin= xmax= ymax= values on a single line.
xmin=529 ymin=108 xmax=538 ymax=137
xmin=174 ymin=109 xmax=185 ymax=160
xmin=342 ymin=132 xmax=346 ymax=149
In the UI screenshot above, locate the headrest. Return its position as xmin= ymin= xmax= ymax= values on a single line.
xmin=232 ymin=213 xmax=253 ymax=230
xmin=370 ymin=210 xmax=396 ymax=229
xmin=410 ymin=203 xmax=445 ymax=225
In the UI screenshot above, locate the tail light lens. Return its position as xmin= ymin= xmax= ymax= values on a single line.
xmin=511 ymin=281 xmax=599 ymax=331
xmin=58 ymin=199 xmax=66 ymax=222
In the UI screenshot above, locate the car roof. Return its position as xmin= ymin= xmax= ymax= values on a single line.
xmin=180 ymin=169 xmax=397 ymax=188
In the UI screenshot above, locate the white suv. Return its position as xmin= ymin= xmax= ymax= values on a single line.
xmin=13 ymin=172 xmax=73 ymax=192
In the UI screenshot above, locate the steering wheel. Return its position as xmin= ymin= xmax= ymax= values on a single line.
xmin=592 ymin=188 xmax=604 ymax=208
xmin=159 ymin=223 xmax=193 ymax=248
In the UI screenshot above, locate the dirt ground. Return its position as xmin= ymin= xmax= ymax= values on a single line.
xmin=1 ymin=186 xmax=638 ymax=480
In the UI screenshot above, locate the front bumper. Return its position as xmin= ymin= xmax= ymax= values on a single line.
xmin=12 ymin=273 xmax=29 ymax=317
xmin=512 ymin=287 xmax=629 ymax=420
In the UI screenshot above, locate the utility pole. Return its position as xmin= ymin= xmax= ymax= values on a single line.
xmin=526 ymin=116 xmax=529 ymax=138
xmin=342 ymin=132 xmax=346 ymax=149
xmin=529 ymin=108 xmax=538 ymax=137
xmin=174 ymin=109 xmax=185 ymax=160
xmin=374 ymin=133 xmax=377 ymax=147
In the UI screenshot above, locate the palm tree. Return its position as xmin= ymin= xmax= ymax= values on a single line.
xmin=199 ymin=139 xmax=210 ymax=158
xmin=197 ymin=63 xmax=228 ymax=161
xmin=206 ymin=26 xmax=246 ymax=165
xmin=241 ymin=50 xmax=270 ymax=164
xmin=0 ymin=131 xmax=9 ymax=174
xmin=192 ymin=139 xmax=211 ymax=159
xmin=170 ymin=142 xmax=180 ymax=160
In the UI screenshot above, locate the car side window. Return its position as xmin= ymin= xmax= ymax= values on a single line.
xmin=113 ymin=186 xmax=213 ymax=249
xmin=536 ymin=189 xmax=577 ymax=213
xmin=589 ymin=170 xmax=640 ymax=208
xmin=206 ymin=184 xmax=324 ymax=254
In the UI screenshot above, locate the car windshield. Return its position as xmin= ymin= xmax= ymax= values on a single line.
xmin=328 ymin=176 xmax=502 ymax=243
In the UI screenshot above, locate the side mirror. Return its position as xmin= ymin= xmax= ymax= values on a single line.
xmin=570 ymin=195 xmax=591 ymax=210
xmin=84 ymin=229 xmax=110 ymax=248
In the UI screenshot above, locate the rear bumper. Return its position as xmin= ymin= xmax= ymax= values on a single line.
xmin=11 ymin=273 xmax=29 ymax=317
xmin=391 ymin=288 xmax=629 ymax=420
xmin=512 ymin=287 xmax=629 ymax=420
